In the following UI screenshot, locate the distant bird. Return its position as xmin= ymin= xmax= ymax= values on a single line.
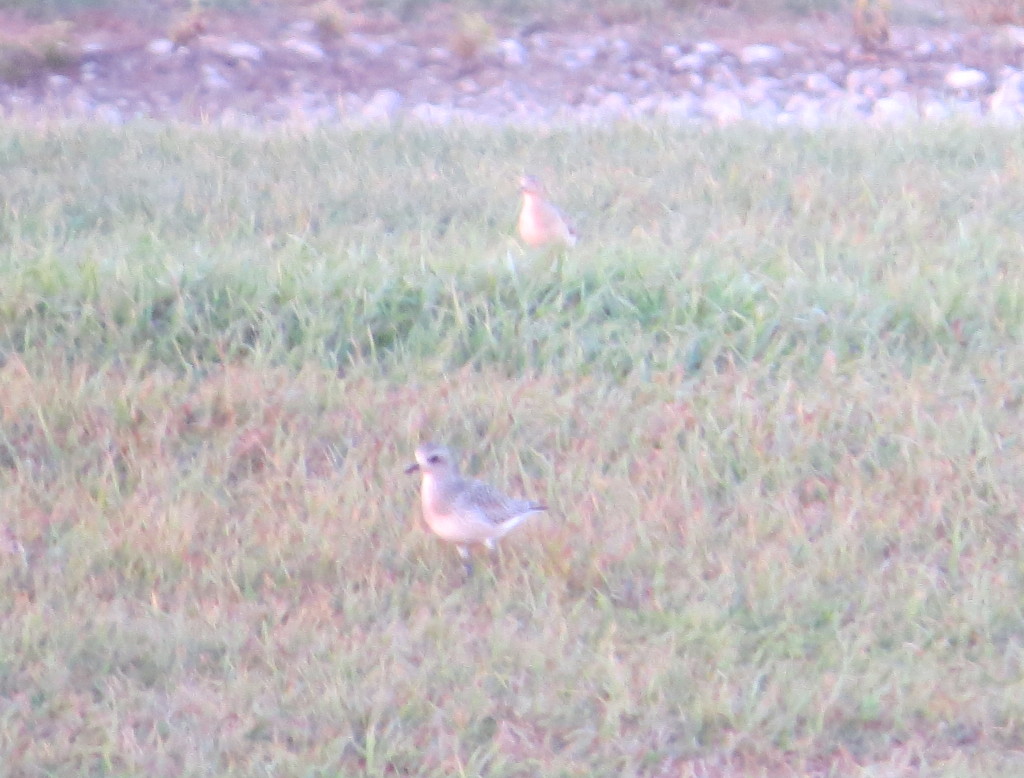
xmin=517 ymin=174 xmax=578 ymax=249
xmin=405 ymin=442 xmax=547 ymax=576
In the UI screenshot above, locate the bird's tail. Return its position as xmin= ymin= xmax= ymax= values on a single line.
xmin=495 ymin=503 xmax=547 ymax=537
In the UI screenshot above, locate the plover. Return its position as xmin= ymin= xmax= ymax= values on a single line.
xmin=405 ymin=442 xmax=547 ymax=576
xmin=517 ymin=174 xmax=578 ymax=250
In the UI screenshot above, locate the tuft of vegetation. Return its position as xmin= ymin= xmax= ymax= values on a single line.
xmin=854 ymin=0 xmax=891 ymax=48
xmin=168 ymin=6 xmax=208 ymax=46
xmin=309 ymin=0 xmax=348 ymax=41
xmin=449 ymin=10 xmax=497 ymax=61
xmin=964 ymin=0 xmax=1024 ymax=24
xmin=0 ymin=20 xmax=77 ymax=85
xmin=2 ymin=123 xmax=1024 ymax=776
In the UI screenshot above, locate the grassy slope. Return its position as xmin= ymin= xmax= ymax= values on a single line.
xmin=1 ymin=123 xmax=1023 ymax=776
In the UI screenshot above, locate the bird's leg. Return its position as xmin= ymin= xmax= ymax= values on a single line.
xmin=505 ymin=247 xmax=519 ymax=277
xmin=551 ymin=247 xmax=566 ymax=279
xmin=457 ymin=545 xmax=474 ymax=577
xmin=485 ymin=538 xmax=501 ymax=572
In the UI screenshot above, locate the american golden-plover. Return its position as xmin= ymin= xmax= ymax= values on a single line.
xmin=517 ymin=174 xmax=577 ymax=250
xmin=405 ymin=442 xmax=547 ymax=576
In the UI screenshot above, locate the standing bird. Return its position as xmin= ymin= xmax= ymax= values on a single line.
xmin=517 ymin=175 xmax=578 ymax=250
xmin=405 ymin=442 xmax=547 ymax=576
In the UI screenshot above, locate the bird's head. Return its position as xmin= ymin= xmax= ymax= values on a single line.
xmin=404 ymin=442 xmax=457 ymax=476
xmin=519 ymin=174 xmax=545 ymax=196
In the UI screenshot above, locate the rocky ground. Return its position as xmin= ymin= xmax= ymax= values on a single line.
xmin=4 ymin=6 xmax=1024 ymax=126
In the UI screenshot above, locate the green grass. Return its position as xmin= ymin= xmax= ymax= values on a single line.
xmin=1 ymin=123 xmax=1024 ymax=776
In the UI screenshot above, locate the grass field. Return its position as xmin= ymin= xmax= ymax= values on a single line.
xmin=2 ymin=122 xmax=1024 ymax=776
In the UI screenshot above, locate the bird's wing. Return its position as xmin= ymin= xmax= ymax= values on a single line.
xmin=547 ymin=202 xmax=577 ymax=244
xmin=454 ymin=480 xmax=545 ymax=526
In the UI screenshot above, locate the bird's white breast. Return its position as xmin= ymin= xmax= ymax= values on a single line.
xmin=420 ymin=474 xmax=494 ymax=543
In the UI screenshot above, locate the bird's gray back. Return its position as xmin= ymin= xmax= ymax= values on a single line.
xmin=452 ymin=478 xmax=545 ymax=526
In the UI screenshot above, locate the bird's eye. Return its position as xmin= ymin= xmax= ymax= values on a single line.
xmin=428 ymin=454 xmax=441 ymax=464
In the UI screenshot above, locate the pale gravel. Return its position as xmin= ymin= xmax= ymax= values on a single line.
xmin=6 ymin=21 xmax=1024 ymax=127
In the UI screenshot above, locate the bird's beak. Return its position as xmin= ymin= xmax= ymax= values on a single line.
xmin=404 ymin=462 xmax=420 ymax=474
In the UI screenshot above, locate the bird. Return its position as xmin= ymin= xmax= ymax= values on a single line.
xmin=405 ymin=442 xmax=547 ymax=576
xmin=517 ymin=174 xmax=578 ymax=250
